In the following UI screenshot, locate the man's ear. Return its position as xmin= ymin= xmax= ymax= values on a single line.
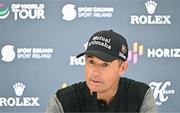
xmin=119 ymin=61 xmax=128 ymax=76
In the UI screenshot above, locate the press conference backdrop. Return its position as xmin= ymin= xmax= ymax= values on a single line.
xmin=0 ymin=0 xmax=180 ymax=112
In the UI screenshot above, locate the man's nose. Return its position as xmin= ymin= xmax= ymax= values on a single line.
xmin=92 ymin=65 xmax=102 ymax=76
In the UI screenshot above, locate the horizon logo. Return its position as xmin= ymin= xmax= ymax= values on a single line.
xmin=0 ymin=82 xmax=40 ymax=107
xmin=128 ymin=42 xmax=144 ymax=64
xmin=130 ymin=0 xmax=171 ymax=24
xmin=147 ymin=48 xmax=180 ymax=58
xmin=149 ymin=81 xmax=175 ymax=106
xmin=0 ymin=3 xmax=10 ymax=19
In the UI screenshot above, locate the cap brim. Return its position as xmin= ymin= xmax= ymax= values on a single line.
xmin=76 ymin=50 xmax=117 ymax=62
xmin=76 ymin=52 xmax=86 ymax=58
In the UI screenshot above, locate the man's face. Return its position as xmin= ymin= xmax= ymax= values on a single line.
xmin=85 ymin=55 xmax=123 ymax=93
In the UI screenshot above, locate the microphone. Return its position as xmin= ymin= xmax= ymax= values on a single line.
xmin=92 ymin=92 xmax=97 ymax=99
xmin=92 ymin=92 xmax=98 ymax=111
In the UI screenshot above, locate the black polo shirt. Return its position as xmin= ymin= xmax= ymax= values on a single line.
xmin=56 ymin=77 xmax=149 ymax=112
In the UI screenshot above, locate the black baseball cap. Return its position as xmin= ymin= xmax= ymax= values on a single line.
xmin=76 ymin=30 xmax=128 ymax=62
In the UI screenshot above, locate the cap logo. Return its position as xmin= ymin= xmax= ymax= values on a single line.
xmin=88 ymin=36 xmax=111 ymax=50
xmin=121 ymin=45 xmax=127 ymax=54
xmin=119 ymin=45 xmax=127 ymax=60
xmin=119 ymin=52 xmax=126 ymax=60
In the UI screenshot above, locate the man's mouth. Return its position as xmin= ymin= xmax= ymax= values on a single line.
xmin=90 ymin=79 xmax=102 ymax=84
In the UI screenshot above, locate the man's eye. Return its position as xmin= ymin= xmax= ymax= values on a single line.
xmin=89 ymin=60 xmax=95 ymax=65
xmin=102 ymin=63 xmax=109 ymax=67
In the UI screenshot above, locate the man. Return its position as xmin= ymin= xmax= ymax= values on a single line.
xmin=46 ymin=30 xmax=157 ymax=113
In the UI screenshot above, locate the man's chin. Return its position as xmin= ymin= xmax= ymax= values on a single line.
xmin=87 ymin=82 xmax=103 ymax=92
xmin=89 ymin=86 xmax=102 ymax=93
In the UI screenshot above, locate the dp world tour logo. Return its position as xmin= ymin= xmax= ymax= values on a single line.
xmin=0 ymin=3 xmax=10 ymax=19
xmin=0 ymin=82 xmax=40 ymax=107
xmin=149 ymin=81 xmax=175 ymax=106
xmin=0 ymin=3 xmax=45 ymax=20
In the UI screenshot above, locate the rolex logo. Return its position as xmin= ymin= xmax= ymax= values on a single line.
xmin=13 ymin=82 xmax=26 ymax=96
xmin=145 ymin=0 xmax=157 ymax=14
xmin=0 ymin=82 xmax=40 ymax=107
xmin=130 ymin=0 xmax=171 ymax=24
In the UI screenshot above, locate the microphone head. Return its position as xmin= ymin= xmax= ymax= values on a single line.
xmin=92 ymin=92 xmax=97 ymax=99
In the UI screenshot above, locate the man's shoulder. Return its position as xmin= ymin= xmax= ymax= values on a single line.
xmin=55 ymin=81 xmax=88 ymax=111
xmin=121 ymin=77 xmax=150 ymax=89
xmin=120 ymin=77 xmax=150 ymax=97
xmin=119 ymin=78 xmax=151 ymax=111
xmin=56 ymin=81 xmax=87 ymax=97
